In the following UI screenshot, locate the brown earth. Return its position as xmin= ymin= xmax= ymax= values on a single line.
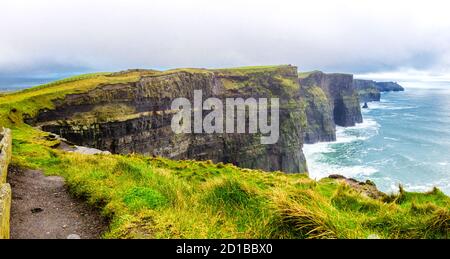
xmin=7 ymin=166 xmax=108 ymax=239
xmin=328 ymin=174 xmax=387 ymax=200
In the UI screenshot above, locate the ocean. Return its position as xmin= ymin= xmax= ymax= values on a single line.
xmin=304 ymin=82 xmax=450 ymax=195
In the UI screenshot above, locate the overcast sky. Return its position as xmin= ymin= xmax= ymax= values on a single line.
xmin=1 ymin=0 xmax=450 ymax=81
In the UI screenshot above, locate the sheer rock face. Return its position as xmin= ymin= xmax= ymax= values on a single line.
xmin=28 ymin=67 xmax=364 ymax=174
xmin=299 ymin=71 xmax=363 ymax=144
xmin=30 ymin=66 xmax=308 ymax=174
xmin=299 ymin=84 xmax=335 ymax=144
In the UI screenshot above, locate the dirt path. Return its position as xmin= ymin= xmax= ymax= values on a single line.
xmin=7 ymin=166 xmax=108 ymax=239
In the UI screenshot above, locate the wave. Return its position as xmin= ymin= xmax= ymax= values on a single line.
xmin=303 ymin=118 xmax=380 ymax=157
xmin=304 ymin=117 xmax=380 ymax=180
xmin=383 ymin=137 xmax=399 ymax=141
xmin=306 ymin=161 xmax=378 ymax=180
xmin=365 ymin=102 xmax=417 ymax=111
xmin=386 ymin=180 xmax=450 ymax=194
xmin=306 ymin=89 xmax=450 ymax=195
xmin=337 ymin=117 xmax=379 ymax=132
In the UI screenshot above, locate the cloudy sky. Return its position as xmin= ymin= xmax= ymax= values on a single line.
xmin=1 ymin=0 xmax=450 ymax=81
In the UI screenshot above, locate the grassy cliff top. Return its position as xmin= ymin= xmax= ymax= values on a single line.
xmin=0 ymin=71 xmax=146 ymax=127
xmin=0 ymin=65 xmax=297 ymax=126
xmin=298 ymin=70 xmax=355 ymax=79
xmin=214 ymin=64 xmax=294 ymax=73
xmin=0 ymin=68 xmax=449 ymax=239
xmin=298 ymin=70 xmax=322 ymax=79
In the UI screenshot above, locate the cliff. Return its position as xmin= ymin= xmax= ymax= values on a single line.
xmin=354 ymin=79 xmax=405 ymax=103
xmin=375 ymin=81 xmax=404 ymax=92
xmin=4 ymin=66 xmax=365 ymax=173
xmin=0 ymin=67 xmax=448 ymax=239
xmin=299 ymin=71 xmax=363 ymax=144
xmin=27 ymin=66 xmax=308 ymax=174
xmin=353 ymin=79 xmax=381 ymax=102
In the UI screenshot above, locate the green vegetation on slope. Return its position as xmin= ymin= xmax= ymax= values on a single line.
xmin=0 ymin=71 xmax=148 ymax=127
xmin=0 ymin=69 xmax=449 ymax=239
xmin=213 ymin=65 xmax=300 ymax=96
xmin=214 ymin=65 xmax=291 ymax=73
xmin=298 ymin=70 xmax=321 ymax=79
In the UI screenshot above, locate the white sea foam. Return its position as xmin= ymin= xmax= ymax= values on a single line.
xmin=306 ymin=160 xmax=379 ymax=180
xmin=379 ymin=177 xmax=450 ymax=195
xmin=402 ymin=182 xmax=447 ymax=193
xmin=335 ymin=118 xmax=380 ymax=140
xmin=385 ymin=106 xmax=418 ymax=110
xmin=304 ymin=117 xmax=380 ymax=180
xmin=364 ymin=100 xmax=417 ymax=111
xmin=306 ymin=88 xmax=450 ymax=195
xmin=384 ymin=137 xmax=399 ymax=141
xmin=368 ymin=147 xmax=384 ymax=151
xmin=364 ymin=102 xmax=389 ymax=110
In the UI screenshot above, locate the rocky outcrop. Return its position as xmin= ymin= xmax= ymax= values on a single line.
xmin=353 ymin=79 xmax=381 ymax=102
xmin=327 ymin=174 xmax=386 ymax=200
xmin=375 ymin=81 xmax=404 ymax=92
xmin=354 ymin=79 xmax=404 ymax=103
xmin=29 ymin=66 xmax=308 ymax=174
xmin=299 ymin=71 xmax=363 ymax=144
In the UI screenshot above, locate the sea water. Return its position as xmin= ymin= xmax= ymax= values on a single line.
xmin=304 ymin=82 xmax=450 ymax=195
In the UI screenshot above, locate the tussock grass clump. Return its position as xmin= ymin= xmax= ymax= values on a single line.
xmin=410 ymin=202 xmax=438 ymax=215
xmin=205 ymin=179 xmax=253 ymax=208
xmin=331 ymin=185 xmax=382 ymax=213
xmin=273 ymin=190 xmax=337 ymax=239
xmin=427 ymin=209 xmax=450 ymax=237
xmin=123 ymin=187 xmax=169 ymax=211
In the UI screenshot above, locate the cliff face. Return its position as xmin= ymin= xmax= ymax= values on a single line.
xmin=299 ymin=71 xmax=363 ymax=144
xmin=375 ymin=81 xmax=404 ymax=92
xmin=29 ymin=66 xmax=308 ymax=174
xmin=354 ymin=79 xmax=405 ymax=103
xmin=299 ymin=83 xmax=335 ymax=143
xmin=353 ymin=79 xmax=381 ymax=102
xmin=25 ymin=66 xmax=365 ymax=173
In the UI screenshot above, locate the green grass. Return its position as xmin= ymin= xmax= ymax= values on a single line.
xmin=0 ymin=68 xmax=449 ymax=239
xmin=17 ymin=72 xmax=112 ymax=93
xmin=8 ymin=129 xmax=450 ymax=238
xmin=0 ymin=71 xmax=147 ymax=127
xmin=306 ymin=86 xmax=328 ymax=104
xmin=214 ymin=65 xmax=290 ymax=73
xmin=298 ymin=70 xmax=321 ymax=79
xmin=213 ymin=65 xmax=300 ymax=94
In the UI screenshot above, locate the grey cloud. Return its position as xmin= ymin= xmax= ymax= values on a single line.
xmin=1 ymin=0 xmax=450 ymax=77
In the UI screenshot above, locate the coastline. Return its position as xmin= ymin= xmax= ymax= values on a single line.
xmin=305 ymin=88 xmax=450 ymax=195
